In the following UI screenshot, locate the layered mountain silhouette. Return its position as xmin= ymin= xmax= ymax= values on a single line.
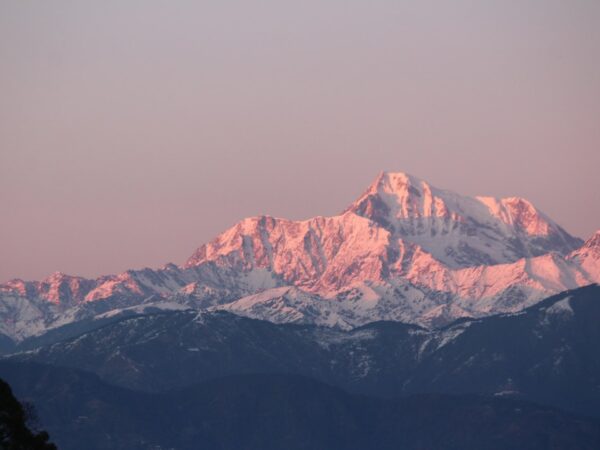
xmin=1 ymin=171 xmax=599 ymax=449
xmin=1 ymin=367 xmax=598 ymax=450
xmin=1 ymin=285 xmax=599 ymax=449
xmin=1 ymin=172 xmax=598 ymax=343
xmin=7 ymin=284 xmax=600 ymax=419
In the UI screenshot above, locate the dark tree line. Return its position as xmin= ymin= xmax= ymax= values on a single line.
xmin=0 ymin=378 xmax=56 ymax=450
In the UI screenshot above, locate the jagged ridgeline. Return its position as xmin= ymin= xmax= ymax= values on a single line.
xmin=1 ymin=172 xmax=599 ymax=450
xmin=1 ymin=172 xmax=599 ymax=346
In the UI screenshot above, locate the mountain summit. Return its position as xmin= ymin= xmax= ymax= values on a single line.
xmin=0 ymin=172 xmax=597 ymax=342
xmin=183 ymin=171 xmax=583 ymax=288
xmin=346 ymin=171 xmax=581 ymax=267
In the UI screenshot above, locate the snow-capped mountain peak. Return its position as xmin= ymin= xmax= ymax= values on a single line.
xmin=345 ymin=172 xmax=582 ymax=267
xmin=582 ymin=230 xmax=600 ymax=251
xmin=568 ymin=230 xmax=600 ymax=282
xmin=476 ymin=196 xmax=553 ymax=236
xmin=346 ymin=171 xmax=453 ymax=222
xmin=0 ymin=171 xmax=596 ymax=342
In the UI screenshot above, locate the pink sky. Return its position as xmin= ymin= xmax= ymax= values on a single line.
xmin=1 ymin=1 xmax=599 ymax=281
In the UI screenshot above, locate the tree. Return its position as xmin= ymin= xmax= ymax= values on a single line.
xmin=0 ymin=378 xmax=57 ymax=450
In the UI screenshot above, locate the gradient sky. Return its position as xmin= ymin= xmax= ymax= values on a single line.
xmin=1 ymin=1 xmax=599 ymax=281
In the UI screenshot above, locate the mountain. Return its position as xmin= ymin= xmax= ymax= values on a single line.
xmin=1 ymin=365 xmax=599 ymax=450
xmin=0 ymin=265 xmax=280 ymax=343
xmin=9 ymin=284 xmax=600 ymax=418
xmin=1 ymin=171 xmax=597 ymax=342
xmin=570 ymin=230 xmax=600 ymax=281
xmin=345 ymin=172 xmax=581 ymax=266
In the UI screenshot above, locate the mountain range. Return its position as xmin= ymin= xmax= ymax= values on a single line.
xmin=6 ymin=285 xmax=599 ymax=418
xmin=1 ymin=284 xmax=600 ymax=449
xmin=1 ymin=171 xmax=598 ymax=344
xmin=1 ymin=171 xmax=599 ymax=449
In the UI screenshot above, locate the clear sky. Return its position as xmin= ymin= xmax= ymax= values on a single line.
xmin=1 ymin=1 xmax=599 ymax=281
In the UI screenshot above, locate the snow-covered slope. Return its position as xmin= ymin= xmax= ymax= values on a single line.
xmin=0 ymin=264 xmax=281 ymax=341
xmin=345 ymin=172 xmax=581 ymax=267
xmin=213 ymin=249 xmax=598 ymax=330
xmin=569 ymin=231 xmax=600 ymax=282
xmin=0 ymin=171 xmax=597 ymax=341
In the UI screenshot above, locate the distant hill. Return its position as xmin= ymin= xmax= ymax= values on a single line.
xmin=1 ymin=365 xmax=598 ymax=450
xmin=7 ymin=284 xmax=600 ymax=419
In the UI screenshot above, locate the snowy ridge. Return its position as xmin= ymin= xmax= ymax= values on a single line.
xmin=0 ymin=172 xmax=597 ymax=342
xmin=346 ymin=172 xmax=581 ymax=267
